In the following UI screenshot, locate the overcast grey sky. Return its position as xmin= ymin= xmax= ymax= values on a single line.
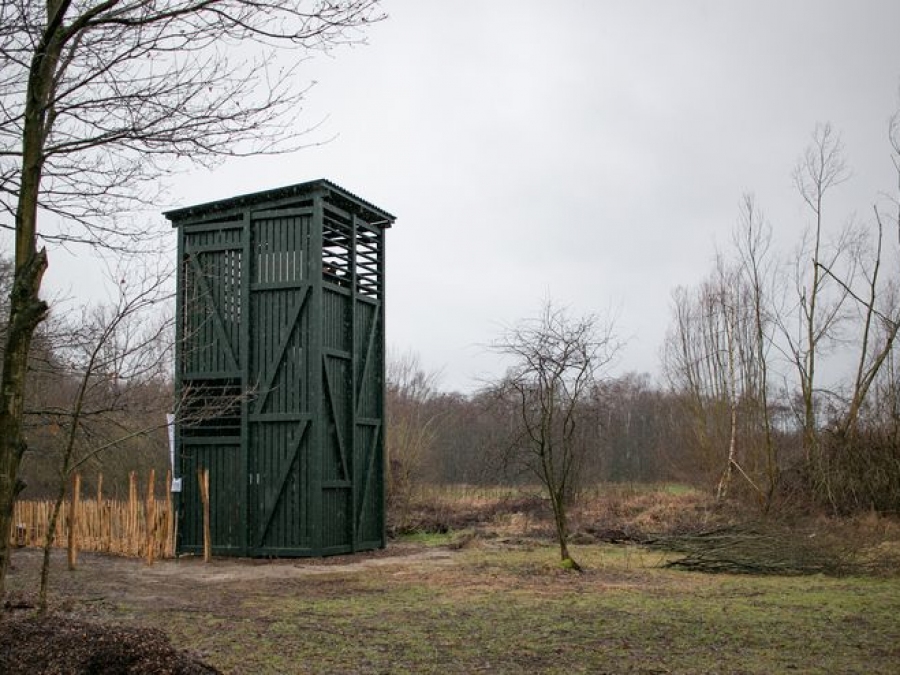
xmin=44 ymin=1 xmax=900 ymax=393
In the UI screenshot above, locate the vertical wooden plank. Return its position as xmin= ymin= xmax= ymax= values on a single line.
xmin=350 ymin=215 xmax=359 ymax=551
xmin=145 ymin=469 xmax=156 ymax=565
xmin=67 ymin=472 xmax=81 ymax=570
xmin=310 ymin=194 xmax=325 ymax=554
xmin=241 ymin=212 xmax=251 ymax=555
xmin=174 ymin=221 xmax=185 ymax=554
xmin=128 ymin=471 xmax=138 ymax=555
xmin=199 ymin=468 xmax=211 ymax=562
xmin=377 ymin=224 xmax=387 ymax=548
xmin=301 ymin=214 xmax=310 ymax=547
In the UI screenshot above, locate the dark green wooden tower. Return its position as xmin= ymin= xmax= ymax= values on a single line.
xmin=166 ymin=179 xmax=394 ymax=557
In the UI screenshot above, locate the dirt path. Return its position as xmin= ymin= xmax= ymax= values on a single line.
xmin=6 ymin=543 xmax=456 ymax=613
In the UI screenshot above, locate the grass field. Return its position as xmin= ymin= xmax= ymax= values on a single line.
xmin=6 ymin=536 xmax=900 ymax=674
xmin=5 ymin=486 xmax=900 ymax=674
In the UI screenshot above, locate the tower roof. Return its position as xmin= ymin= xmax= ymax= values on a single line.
xmin=164 ymin=178 xmax=395 ymax=226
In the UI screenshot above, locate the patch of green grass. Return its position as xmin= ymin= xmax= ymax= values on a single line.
xmin=134 ymin=544 xmax=900 ymax=674
xmin=581 ymin=481 xmax=701 ymax=499
xmin=416 ymin=484 xmax=535 ymax=502
xmin=396 ymin=530 xmax=457 ymax=546
xmin=656 ymin=482 xmax=699 ymax=496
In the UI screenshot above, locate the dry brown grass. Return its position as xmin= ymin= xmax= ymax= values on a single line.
xmin=572 ymin=484 xmax=724 ymax=538
xmin=394 ymin=483 xmax=727 ymax=542
xmin=399 ymin=483 xmax=900 ymax=577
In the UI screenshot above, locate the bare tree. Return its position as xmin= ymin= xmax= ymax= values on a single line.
xmin=783 ymin=123 xmax=851 ymax=468
xmin=824 ymin=220 xmax=900 ymax=439
xmin=665 ymin=114 xmax=900 ymax=513
xmin=490 ymin=301 xmax=620 ymax=570
xmin=663 ymin=285 xmax=723 ymax=479
xmin=664 ymin=256 xmax=767 ymax=502
xmin=589 ymin=372 xmax=671 ymax=484
xmin=0 ymin=0 xmax=384 ymax=596
xmin=418 ymin=389 xmax=516 ymax=487
xmin=665 ymin=278 xmax=727 ymax=481
xmin=806 ymin=110 xmax=900 ymax=512
xmin=733 ymin=195 xmax=780 ymax=509
xmin=385 ymin=348 xmax=442 ymax=529
xmin=819 ymin=113 xmax=900 ymax=439
xmin=36 ymin=265 xmax=172 ymax=613
xmin=714 ymin=255 xmax=742 ymax=500
xmin=28 ymin=262 xmax=261 ymax=610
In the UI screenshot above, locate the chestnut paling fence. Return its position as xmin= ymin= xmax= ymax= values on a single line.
xmin=10 ymin=471 xmax=177 ymax=563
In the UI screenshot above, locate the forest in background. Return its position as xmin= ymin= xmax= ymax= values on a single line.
xmin=4 ymin=115 xmax=900 ymax=523
xmin=389 ymin=119 xmax=900 ymax=520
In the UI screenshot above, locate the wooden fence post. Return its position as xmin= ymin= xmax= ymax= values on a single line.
xmin=95 ymin=473 xmax=103 ymax=552
xmin=128 ymin=471 xmax=138 ymax=556
xmin=67 ymin=472 xmax=81 ymax=570
xmin=198 ymin=468 xmax=211 ymax=562
xmin=145 ymin=469 xmax=156 ymax=565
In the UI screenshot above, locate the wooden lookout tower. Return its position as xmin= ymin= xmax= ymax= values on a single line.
xmin=166 ymin=179 xmax=394 ymax=557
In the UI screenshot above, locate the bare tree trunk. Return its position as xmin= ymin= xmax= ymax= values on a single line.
xmin=492 ymin=302 xmax=618 ymax=572
xmin=736 ymin=195 xmax=779 ymax=511
xmin=38 ymin=484 xmax=64 ymax=614
xmin=792 ymin=124 xmax=848 ymax=480
xmin=550 ymin=489 xmax=578 ymax=569
xmin=0 ymin=190 xmax=50 ymax=600
xmin=717 ymin=291 xmax=739 ymax=501
xmin=0 ymin=2 xmax=59 ymax=596
xmin=717 ymin=400 xmax=739 ymax=501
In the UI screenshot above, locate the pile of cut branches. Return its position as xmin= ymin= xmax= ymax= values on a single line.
xmin=649 ymin=523 xmax=875 ymax=577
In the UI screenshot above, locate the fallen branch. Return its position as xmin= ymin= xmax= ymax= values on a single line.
xmin=650 ymin=524 xmax=864 ymax=576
